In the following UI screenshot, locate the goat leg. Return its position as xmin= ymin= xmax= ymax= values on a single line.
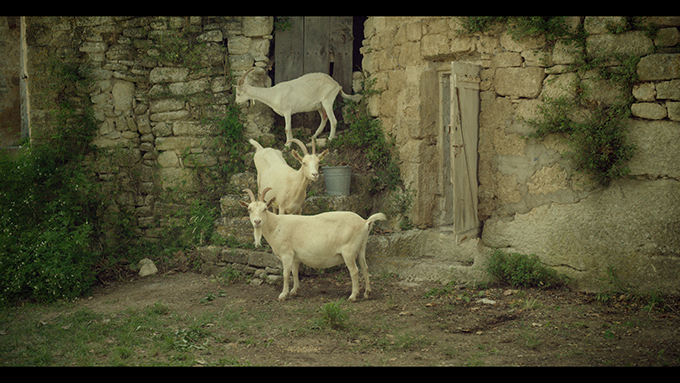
xmin=283 ymin=114 xmax=294 ymax=147
xmin=358 ymin=244 xmax=371 ymax=299
xmin=342 ymin=253 xmax=361 ymax=302
xmin=324 ymin=100 xmax=338 ymax=140
xmin=278 ymin=254 xmax=294 ymax=301
xmin=312 ymin=109 xmax=328 ymax=138
xmin=290 ymin=260 xmax=301 ymax=297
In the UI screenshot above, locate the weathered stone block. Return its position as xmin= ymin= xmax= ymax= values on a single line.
xmin=169 ymin=78 xmax=209 ymax=96
xmin=552 ymin=40 xmax=580 ymax=65
xmin=159 ymin=167 xmax=198 ymax=191
xmin=492 ymin=52 xmax=522 ymax=68
xmin=150 ymin=98 xmax=185 ymax=113
xmin=667 ymin=101 xmax=680 ymax=121
xmin=155 ymin=136 xmax=204 ymax=151
xmin=149 ymin=67 xmax=189 ymax=83
xmin=494 ymin=67 xmax=545 ymax=98
xmin=421 ymin=33 xmax=450 ymax=59
xmin=112 ymin=81 xmax=135 ymax=113
xmin=79 ymin=42 xmax=107 ymax=53
xmin=627 ymin=119 xmax=680 ymax=179
xmin=584 ymin=16 xmax=626 ymax=34
xmin=157 ymin=150 xmax=180 ymax=168
xmin=637 ymin=53 xmax=680 ymax=81
xmin=198 ymin=30 xmax=222 ymax=43
xmin=242 ymin=16 xmax=273 ymax=37
xmin=229 ymin=54 xmax=254 ymax=71
xmin=656 ymin=79 xmax=680 ymax=100
xmin=482 ymin=178 xmax=680 ymax=294
xmin=522 ymin=50 xmax=551 ymax=67
xmin=586 ymin=31 xmax=654 ymax=60
xmin=632 ymin=82 xmax=656 ymax=102
xmin=150 ymin=110 xmax=190 ymax=122
xmin=541 ymin=72 xmax=578 ymax=101
xmin=500 ymin=30 xmax=545 ymax=52
xmin=631 ymin=102 xmax=667 ymax=120
xmin=654 ymin=27 xmax=680 ymax=47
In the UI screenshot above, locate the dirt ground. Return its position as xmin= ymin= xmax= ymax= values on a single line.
xmin=69 ymin=267 xmax=680 ymax=367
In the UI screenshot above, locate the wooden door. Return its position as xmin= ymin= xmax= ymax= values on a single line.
xmin=274 ymin=16 xmax=353 ymax=93
xmin=443 ymin=62 xmax=481 ymax=241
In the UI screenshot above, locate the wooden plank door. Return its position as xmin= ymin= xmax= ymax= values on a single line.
xmin=274 ymin=16 xmax=353 ymax=92
xmin=328 ymin=17 xmax=353 ymax=93
xmin=274 ymin=16 xmax=304 ymax=82
xmin=450 ymin=61 xmax=481 ymax=241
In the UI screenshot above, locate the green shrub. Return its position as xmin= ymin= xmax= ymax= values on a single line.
xmin=327 ymin=78 xmax=403 ymax=193
xmin=526 ymin=96 xmax=636 ymax=186
xmin=313 ymin=300 xmax=349 ymax=329
xmin=0 ymin=59 xmax=100 ymax=306
xmin=484 ymin=250 xmax=570 ymax=289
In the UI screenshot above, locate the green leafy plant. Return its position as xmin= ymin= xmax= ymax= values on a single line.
xmin=174 ymin=199 xmax=220 ymax=249
xmin=327 ymin=77 xmax=403 ymax=193
xmin=423 ymin=280 xmax=457 ymax=299
xmin=387 ymin=187 xmax=414 ymax=230
xmin=0 ymin=59 xmax=101 ymax=305
xmin=525 ymin=95 xmax=636 ymax=186
xmin=313 ymin=300 xmax=349 ymax=330
xmin=461 ymin=16 xmax=572 ymax=43
xmin=484 ymin=250 xmax=570 ymax=289
xmin=211 ymin=102 xmax=248 ymax=178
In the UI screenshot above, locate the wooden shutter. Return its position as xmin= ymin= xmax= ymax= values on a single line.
xmin=450 ymin=62 xmax=481 ymax=241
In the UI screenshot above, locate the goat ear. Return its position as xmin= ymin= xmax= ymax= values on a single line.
xmin=267 ymin=197 xmax=276 ymax=207
xmin=240 ymin=200 xmax=249 ymax=208
xmin=291 ymin=149 xmax=303 ymax=162
xmin=318 ymin=149 xmax=329 ymax=162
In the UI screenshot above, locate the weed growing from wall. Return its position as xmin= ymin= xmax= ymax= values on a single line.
xmin=462 ymin=16 xmax=640 ymax=187
xmin=327 ymin=77 xmax=404 ymax=194
xmin=460 ymin=16 xmax=572 ymax=44
xmin=525 ymin=95 xmax=636 ymax=186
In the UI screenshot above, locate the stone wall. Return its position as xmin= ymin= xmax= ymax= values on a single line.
xmin=23 ymin=16 xmax=274 ymax=239
xmin=361 ymin=16 xmax=680 ymax=293
xmin=18 ymin=16 xmax=680 ymax=293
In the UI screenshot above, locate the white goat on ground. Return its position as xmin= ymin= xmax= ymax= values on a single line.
xmin=240 ymin=187 xmax=387 ymax=302
xmin=235 ymin=68 xmax=362 ymax=145
xmin=249 ymin=137 xmax=328 ymax=215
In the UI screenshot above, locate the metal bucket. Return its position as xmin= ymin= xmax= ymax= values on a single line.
xmin=322 ymin=166 xmax=351 ymax=196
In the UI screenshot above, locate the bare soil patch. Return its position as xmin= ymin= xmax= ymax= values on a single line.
xmin=72 ymin=269 xmax=680 ymax=366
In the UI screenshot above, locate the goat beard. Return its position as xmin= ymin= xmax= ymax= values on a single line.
xmin=253 ymin=227 xmax=263 ymax=248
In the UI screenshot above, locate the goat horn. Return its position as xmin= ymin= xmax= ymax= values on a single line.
xmin=243 ymin=188 xmax=256 ymax=202
xmin=286 ymin=139 xmax=309 ymax=156
xmin=237 ymin=68 xmax=255 ymax=86
xmin=311 ymin=138 xmax=316 ymax=154
xmin=260 ymin=187 xmax=273 ymax=201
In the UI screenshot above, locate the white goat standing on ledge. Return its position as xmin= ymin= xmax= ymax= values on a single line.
xmin=235 ymin=68 xmax=362 ymax=144
xmin=249 ymin=137 xmax=328 ymax=215
xmin=240 ymin=187 xmax=387 ymax=302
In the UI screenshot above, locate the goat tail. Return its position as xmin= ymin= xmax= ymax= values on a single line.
xmin=340 ymin=91 xmax=362 ymax=103
xmin=248 ymin=138 xmax=264 ymax=151
xmin=366 ymin=212 xmax=387 ymax=227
